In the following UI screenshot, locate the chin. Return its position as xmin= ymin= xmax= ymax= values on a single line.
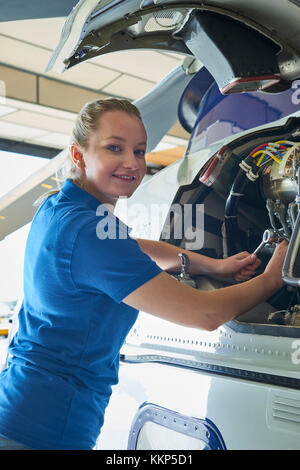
xmin=119 ymin=190 xmax=135 ymax=199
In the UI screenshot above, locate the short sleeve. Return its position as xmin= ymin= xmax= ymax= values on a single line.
xmin=70 ymin=216 xmax=163 ymax=303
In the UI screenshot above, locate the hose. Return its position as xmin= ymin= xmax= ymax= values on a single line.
xmin=224 ymin=154 xmax=260 ymax=256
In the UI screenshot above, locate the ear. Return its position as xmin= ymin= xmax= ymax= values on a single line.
xmin=70 ymin=144 xmax=86 ymax=170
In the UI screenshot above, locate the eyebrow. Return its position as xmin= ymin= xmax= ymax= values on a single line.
xmin=104 ymin=136 xmax=147 ymax=146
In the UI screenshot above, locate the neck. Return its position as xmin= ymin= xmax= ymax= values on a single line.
xmin=72 ymin=178 xmax=118 ymax=210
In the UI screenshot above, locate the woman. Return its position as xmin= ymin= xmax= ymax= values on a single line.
xmin=0 ymin=98 xmax=287 ymax=450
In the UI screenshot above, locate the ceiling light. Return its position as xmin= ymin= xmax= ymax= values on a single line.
xmin=33 ymin=132 xmax=71 ymax=148
xmin=0 ymin=121 xmax=48 ymax=139
xmin=5 ymin=98 xmax=76 ymax=121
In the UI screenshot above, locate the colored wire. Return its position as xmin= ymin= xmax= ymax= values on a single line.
xmin=250 ymin=140 xmax=300 ymax=169
xmin=250 ymin=140 xmax=295 ymax=167
xmin=256 ymin=153 xmax=267 ymax=166
xmin=252 ymin=148 xmax=281 ymax=165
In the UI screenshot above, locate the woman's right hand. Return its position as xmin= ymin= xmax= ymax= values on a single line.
xmin=263 ymin=239 xmax=289 ymax=290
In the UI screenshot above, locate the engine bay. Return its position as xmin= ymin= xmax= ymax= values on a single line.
xmin=163 ymin=117 xmax=300 ymax=335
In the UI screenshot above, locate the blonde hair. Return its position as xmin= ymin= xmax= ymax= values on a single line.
xmin=34 ymin=98 xmax=143 ymax=207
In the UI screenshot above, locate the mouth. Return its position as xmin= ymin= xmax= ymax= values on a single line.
xmin=112 ymin=174 xmax=137 ymax=182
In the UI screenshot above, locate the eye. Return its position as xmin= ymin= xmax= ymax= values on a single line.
xmin=134 ymin=149 xmax=146 ymax=158
xmin=107 ymin=144 xmax=121 ymax=153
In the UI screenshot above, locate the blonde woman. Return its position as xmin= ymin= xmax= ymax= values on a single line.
xmin=0 ymin=98 xmax=287 ymax=450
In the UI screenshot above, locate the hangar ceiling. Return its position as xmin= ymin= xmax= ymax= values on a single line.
xmin=0 ymin=17 xmax=189 ymax=156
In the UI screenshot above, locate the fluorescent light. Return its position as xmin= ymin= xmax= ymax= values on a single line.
xmin=5 ymin=98 xmax=77 ymax=121
xmin=2 ymin=110 xmax=74 ymax=134
xmin=0 ymin=121 xmax=49 ymax=139
xmin=33 ymin=132 xmax=71 ymax=147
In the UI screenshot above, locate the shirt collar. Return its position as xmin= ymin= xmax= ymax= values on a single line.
xmin=61 ymin=178 xmax=105 ymax=211
xmin=60 ymin=178 xmax=132 ymax=233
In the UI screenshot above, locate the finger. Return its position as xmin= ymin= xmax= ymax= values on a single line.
xmin=249 ymin=257 xmax=261 ymax=269
xmin=237 ymin=251 xmax=251 ymax=258
xmin=243 ymin=268 xmax=257 ymax=276
xmin=240 ymin=267 xmax=257 ymax=275
xmin=235 ymin=274 xmax=251 ymax=281
xmin=237 ymin=255 xmax=258 ymax=271
xmin=277 ymin=239 xmax=289 ymax=252
xmin=236 ymin=253 xmax=252 ymax=262
xmin=238 ymin=272 xmax=255 ymax=279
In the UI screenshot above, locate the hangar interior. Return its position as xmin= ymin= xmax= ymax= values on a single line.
xmin=0 ymin=14 xmax=190 ymax=360
xmin=1 ymin=0 xmax=300 ymax=452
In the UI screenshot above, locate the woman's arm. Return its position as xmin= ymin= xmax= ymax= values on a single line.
xmin=132 ymin=237 xmax=216 ymax=274
xmin=122 ymin=241 xmax=288 ymax=332
xmin=133 ymin=237 xmax=261 ymax=281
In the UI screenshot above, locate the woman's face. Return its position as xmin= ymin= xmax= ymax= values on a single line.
xmin=72 ymin=110 xmax=147 ymax=206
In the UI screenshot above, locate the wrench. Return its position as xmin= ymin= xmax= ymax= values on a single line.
xmin=252 ymin=229 xmax=284 ymax=256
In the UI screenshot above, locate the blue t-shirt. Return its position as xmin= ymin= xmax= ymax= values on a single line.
xmin=0 ymin=178 xmax=163 ymax=450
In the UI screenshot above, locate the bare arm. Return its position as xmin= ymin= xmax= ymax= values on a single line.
xmin=132 ymin=237 xmax=217 ymax=274
xmin=122 ymin=241 xmax=288 ymax=331
xmin=132 ymin=237 xmax=261 ymax=280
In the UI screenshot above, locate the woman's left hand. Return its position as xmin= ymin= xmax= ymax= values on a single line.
xmin=216 ymin=251 xmax=262 ymax=281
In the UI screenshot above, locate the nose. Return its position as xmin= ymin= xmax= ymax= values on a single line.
xmin=122 ymin=149 xmax=140 ymax=169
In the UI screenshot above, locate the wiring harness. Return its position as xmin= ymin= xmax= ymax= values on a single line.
xmin=224 ymin=140 xmax=300 ymax=256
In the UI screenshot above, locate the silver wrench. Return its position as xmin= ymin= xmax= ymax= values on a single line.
xmin=252 ymin=229 xmax=283 ymax=255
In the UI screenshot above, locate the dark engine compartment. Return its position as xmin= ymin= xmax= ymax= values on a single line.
xmin=160 ymin=117 xmax=300 ymax=336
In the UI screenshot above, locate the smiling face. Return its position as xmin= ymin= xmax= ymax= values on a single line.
xmin=71 ymin=110 xmax=147 ymax=207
